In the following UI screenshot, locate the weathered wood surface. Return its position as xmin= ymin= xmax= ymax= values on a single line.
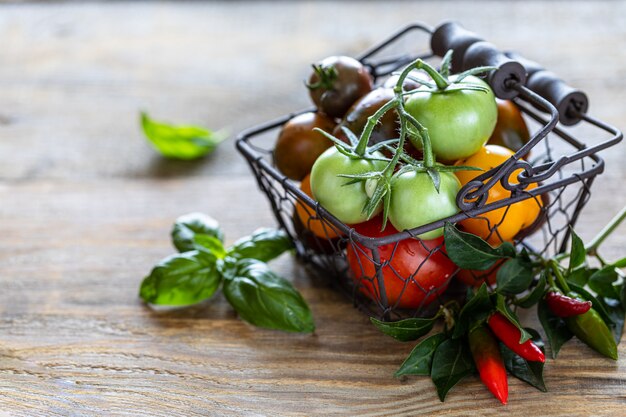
xmin=1 ymin=2 xmax=625 ymax=416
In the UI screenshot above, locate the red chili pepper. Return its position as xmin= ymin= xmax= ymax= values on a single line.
xmin=545 ymin=291 xmax=592 ymax=318
xmin=468 ymin=325 xmax=508 ymax=405
xmin=487 ymin=312 xmax=545 ymax=363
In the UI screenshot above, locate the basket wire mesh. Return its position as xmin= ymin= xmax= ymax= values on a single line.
xmin=236 ymin=23 xmax=622 ymax=320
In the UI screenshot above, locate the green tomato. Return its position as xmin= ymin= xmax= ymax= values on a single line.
xmin=388 ymin=170 xmax=461 ymax=240
xmin=310 ymin=147 xmax=386 ymax=224
xmin=405 ymin=75 xmax=497 ymax=161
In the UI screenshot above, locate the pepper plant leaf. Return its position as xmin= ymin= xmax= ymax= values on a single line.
xmin=496 ymin=257 xmax=534 ymax=295
xmin=537 ymin=298 xmax=573 ymax=359
xmin=371 ymin=317 xmax=436 ymax=342
xmin=443 ymin=223 xmax=510 ymax=270
xmin=430 ymin=338 xmax=475 ymax=402
xmin=395 ymin=333 xmax=446 ymax=377
xmin=500 ymin=328 xmax=547 ymax=392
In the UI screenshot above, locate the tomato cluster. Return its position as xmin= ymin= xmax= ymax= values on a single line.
xmin=273 ymin=53 xmax=542 ymax=307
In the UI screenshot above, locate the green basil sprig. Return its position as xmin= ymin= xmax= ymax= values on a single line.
xmin=140 ymin=213 xmax=315 ymax=333
xmin=140 ymin=112 xmax=227 ymax=160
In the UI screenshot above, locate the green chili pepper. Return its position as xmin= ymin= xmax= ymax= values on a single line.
xmin=566 ymin=308 xmax=618 ymax=360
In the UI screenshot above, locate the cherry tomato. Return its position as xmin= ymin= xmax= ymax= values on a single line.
xmin=405 ymin=75 xmax=497 ymax=161
xmin=455 ymin=145 xmax=541 ymax=245
xmin=333 ymin=87 xmax=398 ymax=146
xmin=388 ymin=170 xmax=461 ymax=240
xmin=295 ymin=174 xmax=344 ymax=239
xmin=347 ymin=216 xmax=456 ymax=309
xmin=307 ymin=56 xmax=373 ymax=118
xmin=274 ymin=112 xmax=335 ymax=181
xmin=488 ymin=99 xmax=531 ymax=156
xmin=310 ymin=147 xmax=386 ymax=224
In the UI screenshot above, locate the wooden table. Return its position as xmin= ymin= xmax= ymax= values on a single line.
xmin=1 ymin=2 xmax=625 ymax=416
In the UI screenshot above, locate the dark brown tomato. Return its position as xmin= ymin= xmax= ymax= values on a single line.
xmin=274 ymin=112 xmax=335 ymax=181
xmin=307 ymin=56 xmax=373 ymax=118
xmin=333 ymin=87 xmax=398 ymax=146
xmin=488 ymin=99 xmax=531 ymax=156
xmin=383 ymin=70 xmax=426 ymax=91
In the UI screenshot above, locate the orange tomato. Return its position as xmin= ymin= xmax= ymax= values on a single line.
xmin=295 ymin=175 xmax=344 ymax=239
xmin=455 ymin=145 xmax=541 ymax=245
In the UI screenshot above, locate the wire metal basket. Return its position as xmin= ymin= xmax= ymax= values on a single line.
xmin=236 ymin=22 xmax=623 ymax=320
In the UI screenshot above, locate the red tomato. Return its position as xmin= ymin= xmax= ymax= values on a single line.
xmin=347 ymin=217 xmax=456 ymax=309
xmin=455 ymin=259 xmax=506 ymax=287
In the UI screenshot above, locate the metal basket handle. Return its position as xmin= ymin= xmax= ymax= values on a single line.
xmin=431 ymin=21 xmax=588 ymax=124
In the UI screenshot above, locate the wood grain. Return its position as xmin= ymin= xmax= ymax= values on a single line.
xmin=0 ymin=2 xmax=625 ymax=416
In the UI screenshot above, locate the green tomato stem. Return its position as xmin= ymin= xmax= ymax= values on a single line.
xmin=414 ymin=59 xmax=450 ymax=91
xmin=403 ymin=111 xmax=435 ymax=168
xmin=549 ymin=260 xmax=571 ymax=294
xmin=384 ymin=116 xmax=408 ymax=177
xmin=355 ymin=98 xmax=399 ymax=156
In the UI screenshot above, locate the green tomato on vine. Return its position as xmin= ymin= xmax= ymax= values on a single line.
xmin=405 ymin=74 xmax=498 ymax=162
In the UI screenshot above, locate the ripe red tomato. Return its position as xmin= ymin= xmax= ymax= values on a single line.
xmin=455 ymin=259 xmax=506 ymax=287
xmin=347 ymin=216 xmax=456 ymax=309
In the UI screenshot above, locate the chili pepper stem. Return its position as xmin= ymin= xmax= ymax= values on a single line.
xmin=586 ymin=205 xmax=626 ymax=254
xmin=549 ymin=260 xmax=571 ymax=294
xmin=555 ymin=205 xmax=626 ymax=263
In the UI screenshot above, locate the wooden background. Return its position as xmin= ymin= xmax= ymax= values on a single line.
xmin=1 ymin=1 xmax=625 ymax=416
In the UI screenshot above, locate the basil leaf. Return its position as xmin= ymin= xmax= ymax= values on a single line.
xmin=496 ymin=257 xmax=534 ymax=295
xmin=452 ymin=284 xmax=492 ymax=339
xmin=567 ymin=267 xmax=595 ymax=287
xmin=139 ymin=250 xmax=221 ymax=306
xmin=171 ymin=212 xmax=224 ymax=253
xmin=222 ymin=259 xmax=314 ymax=333
xmin=537 ymin=298 xmax=573 ymax=359
xmin=444 ymin=223 xmax=508 ymax=270
xmin=496 ymin=294 xmax=532 ymax=343
xmin=228 ymin=228 xmax=293 ymax=263
xmin=588 ymin=266 xmax=620 ymax=299
xmin=194 ymin=234 xmax=227 ymax=259
xmin=430 ymin=338 xmax=475 ymax=402
xmin=568 ymin=228 xmax=586 ymax=271
xmin=370 ymin=317 xmax=436 ymax=342
xmin=395 ymin=333 xmax=446 ymax=377
xmin=140 ymin=112 xmax=226 ymax=160
xmin=500 ymin=328 xmax=547 ymax=392
xmin=516 ymin=271 xmax=547 ymax=308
